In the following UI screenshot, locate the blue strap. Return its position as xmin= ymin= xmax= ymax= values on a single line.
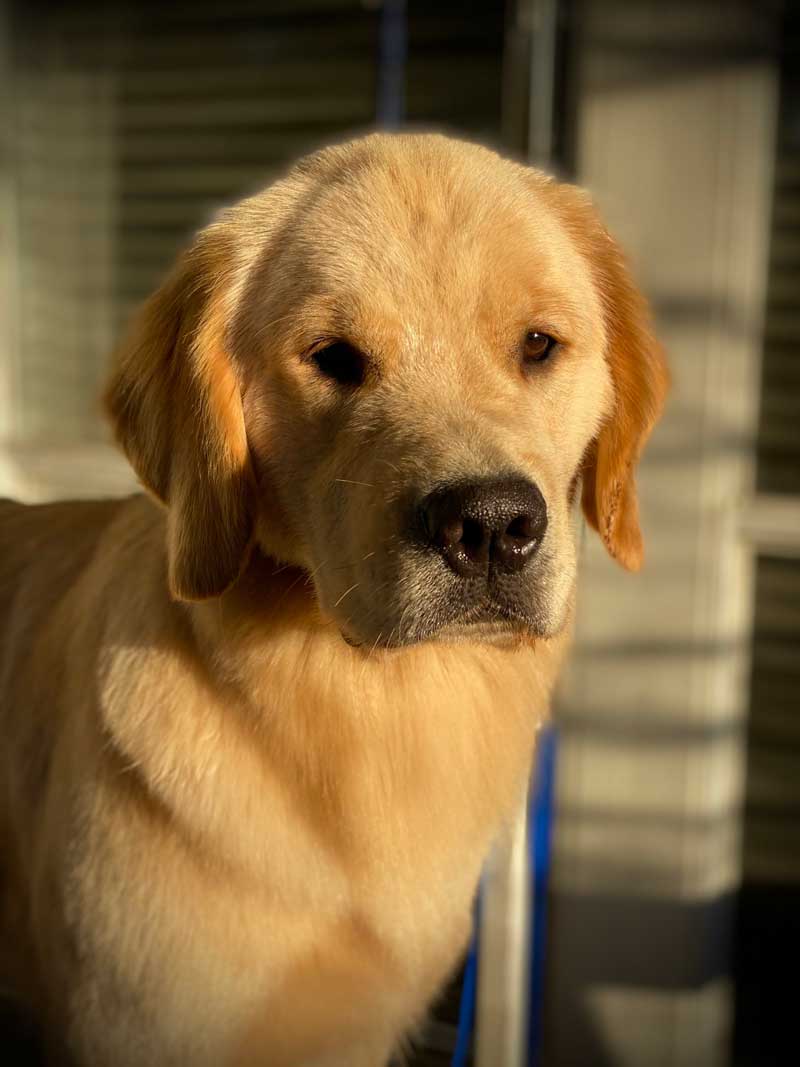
xmin=451 ymin=727 xmax=558 ymax=1067
xmin=376 ymin=0 xmax=406 ymax=128
xmin=528 ymin=726 xmax=558 ymax=1066
xmin=451 ymin=905 xmax=479 ymax=1067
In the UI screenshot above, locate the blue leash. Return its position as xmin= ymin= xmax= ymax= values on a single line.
xmin=376 ymin=0 xmax=406 ymax=129
xmin=528 ymin=726 xmax=558 ymax=1066
xmin=451 ymin=894 xmax=480 ymax=1067
xmin=451 ymin=726 xmax=558 ymax=1067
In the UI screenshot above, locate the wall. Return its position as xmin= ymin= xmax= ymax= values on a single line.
xmin=545 ymin=3 xmax=778 ymax=1064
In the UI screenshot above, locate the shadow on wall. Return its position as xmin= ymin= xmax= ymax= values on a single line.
xmin=545 ymin=889 xmax=736 ymax=1066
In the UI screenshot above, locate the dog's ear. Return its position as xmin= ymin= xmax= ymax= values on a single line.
xmin=543 ymin=181 xmax=669 ymax=570
xmin=105 ymin=235 xmax=255 ymax=601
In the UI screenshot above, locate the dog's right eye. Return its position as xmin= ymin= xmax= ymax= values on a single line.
xmin=310 ymin=342 xmax=367 ymax=388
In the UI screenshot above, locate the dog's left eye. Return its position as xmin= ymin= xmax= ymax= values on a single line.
xmin=310 ymin=341 xmax=367 ymax=388
xmin=522 ymin=331 xmax=557 ymax=364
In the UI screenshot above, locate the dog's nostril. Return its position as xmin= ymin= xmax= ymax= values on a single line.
xmin=505 ymin=514 xmax=535 ymax=542
xmin=436 ymin=518 xmax=463 ymax=546
xmin=460 ymin=518 xmax=485 ymax=554
xmin=435 ymin=517 xmax=486 ymax=565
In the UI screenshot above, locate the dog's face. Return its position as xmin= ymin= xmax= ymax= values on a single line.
xmin=107 ymin=134 xmax=668 ymax=648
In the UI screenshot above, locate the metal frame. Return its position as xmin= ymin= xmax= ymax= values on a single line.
xmin=475 ymin=801 xmax=531 ymax=1067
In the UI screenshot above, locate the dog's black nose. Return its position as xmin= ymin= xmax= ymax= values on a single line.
xmin=420 ymin=478 xmax=547 ymax=578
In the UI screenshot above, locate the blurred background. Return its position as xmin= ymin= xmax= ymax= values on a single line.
xmin=0 ymin=1 xmax=797 ymax=1065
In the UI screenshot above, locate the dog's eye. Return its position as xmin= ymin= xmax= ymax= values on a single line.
xmin=523 ymin=331 xmax=557 ymax=364
xmin=310 ymin=341 xmax=367 ymax=387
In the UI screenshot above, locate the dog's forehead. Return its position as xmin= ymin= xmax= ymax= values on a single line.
xmin=233 ymin=139 xmax=601 ymax=360
xmin=306 ymin=154 xmax=574 ymax=278
xmin=286 ymin=151 xmax=596 ymax=344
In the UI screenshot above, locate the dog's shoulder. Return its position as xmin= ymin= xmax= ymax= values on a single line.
xmin=0 ymin=495 xmax=129 ymax=587
xmin=0 ymin=494 xmax=161 ymax=651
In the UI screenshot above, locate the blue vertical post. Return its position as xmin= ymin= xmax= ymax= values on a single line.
xmin=376 ymin=0 xmax=406 ymax=128
xmin=528 ymin=725 xmax=558 ymax=1065
xmin=452 ymin=726 xmax=558 ymax=1067
xmin=452 ymin=893 xmax=480 ymax=1067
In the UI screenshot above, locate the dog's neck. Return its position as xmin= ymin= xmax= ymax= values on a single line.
xmin=189 ymin=548 xmax=567 ymax=815
xmin=101 ymin=540 xmax=567 ymax=894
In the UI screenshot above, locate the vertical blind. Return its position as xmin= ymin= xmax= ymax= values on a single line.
xmin=5 ymin=0 xmax=504 ymax=450
xmin=745 ymin=0 xmax=800 ymax=893
xmin=736 ymin=6 xmax=800 ymax=1065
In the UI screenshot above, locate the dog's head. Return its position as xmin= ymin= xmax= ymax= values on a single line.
xmin=106 ymin=134 xmax=668 ymax=648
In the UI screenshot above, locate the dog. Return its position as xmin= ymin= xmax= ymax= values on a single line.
xmin=0 ymin=133 xmax=668 ymax=1066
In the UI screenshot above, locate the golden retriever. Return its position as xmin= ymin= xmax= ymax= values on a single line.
xmin=0 ymin=133 xmax=667 ymax=1066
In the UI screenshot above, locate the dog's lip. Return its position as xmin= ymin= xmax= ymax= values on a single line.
xmin=340 ymin=605 xmax=534 ymax=652
xmin=427 ymin=619 xmax=530 ymax=649
xmin=340 ymin=630 xmax=366 ymax=649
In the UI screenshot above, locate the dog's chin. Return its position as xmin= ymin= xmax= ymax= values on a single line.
xmin=340 ymin=603 xmax=558 ymax=652
xmin=427 ymin=619 xmax=532 ymax=649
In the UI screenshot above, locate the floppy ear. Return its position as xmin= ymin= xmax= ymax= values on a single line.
xmin=544 ymin=182 xmax=669 ymax=570
xmin=105 ymin=237 xmax=256 ymax=601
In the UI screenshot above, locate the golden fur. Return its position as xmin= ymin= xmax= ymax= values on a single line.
xmin=0 ymin=133 xmax=667 ymax=1065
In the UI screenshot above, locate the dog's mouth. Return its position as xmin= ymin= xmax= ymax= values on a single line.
xmin=339 ymin=598 xmax=538 ymax=651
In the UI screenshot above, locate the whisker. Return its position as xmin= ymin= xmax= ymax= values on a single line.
xmin=333 ymin=478 xmax=377 ymax=489
xmin=253 ymin=311 xmax=302 ymax=340
xmin=375 ymin=458 xmax=402 ymax=475
xmin=384 ymin=625 xmax=399 ymax=660
xmin=334 ymin=582 xmax=360 ymax=607
xmin=272 ymin=558 xmax=328 ymax=609
xmin=280 ymin=571 xmax=310 ymax=599
xmin=270 ymin=562 xmax=294 ymax=576
xmin=358 ymin=636 xmax=379 ymax=673
xmin=302 ymin=558 xmax=328 ymax=587
xmin=359 ymin=631 xmax=385 ymax=681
